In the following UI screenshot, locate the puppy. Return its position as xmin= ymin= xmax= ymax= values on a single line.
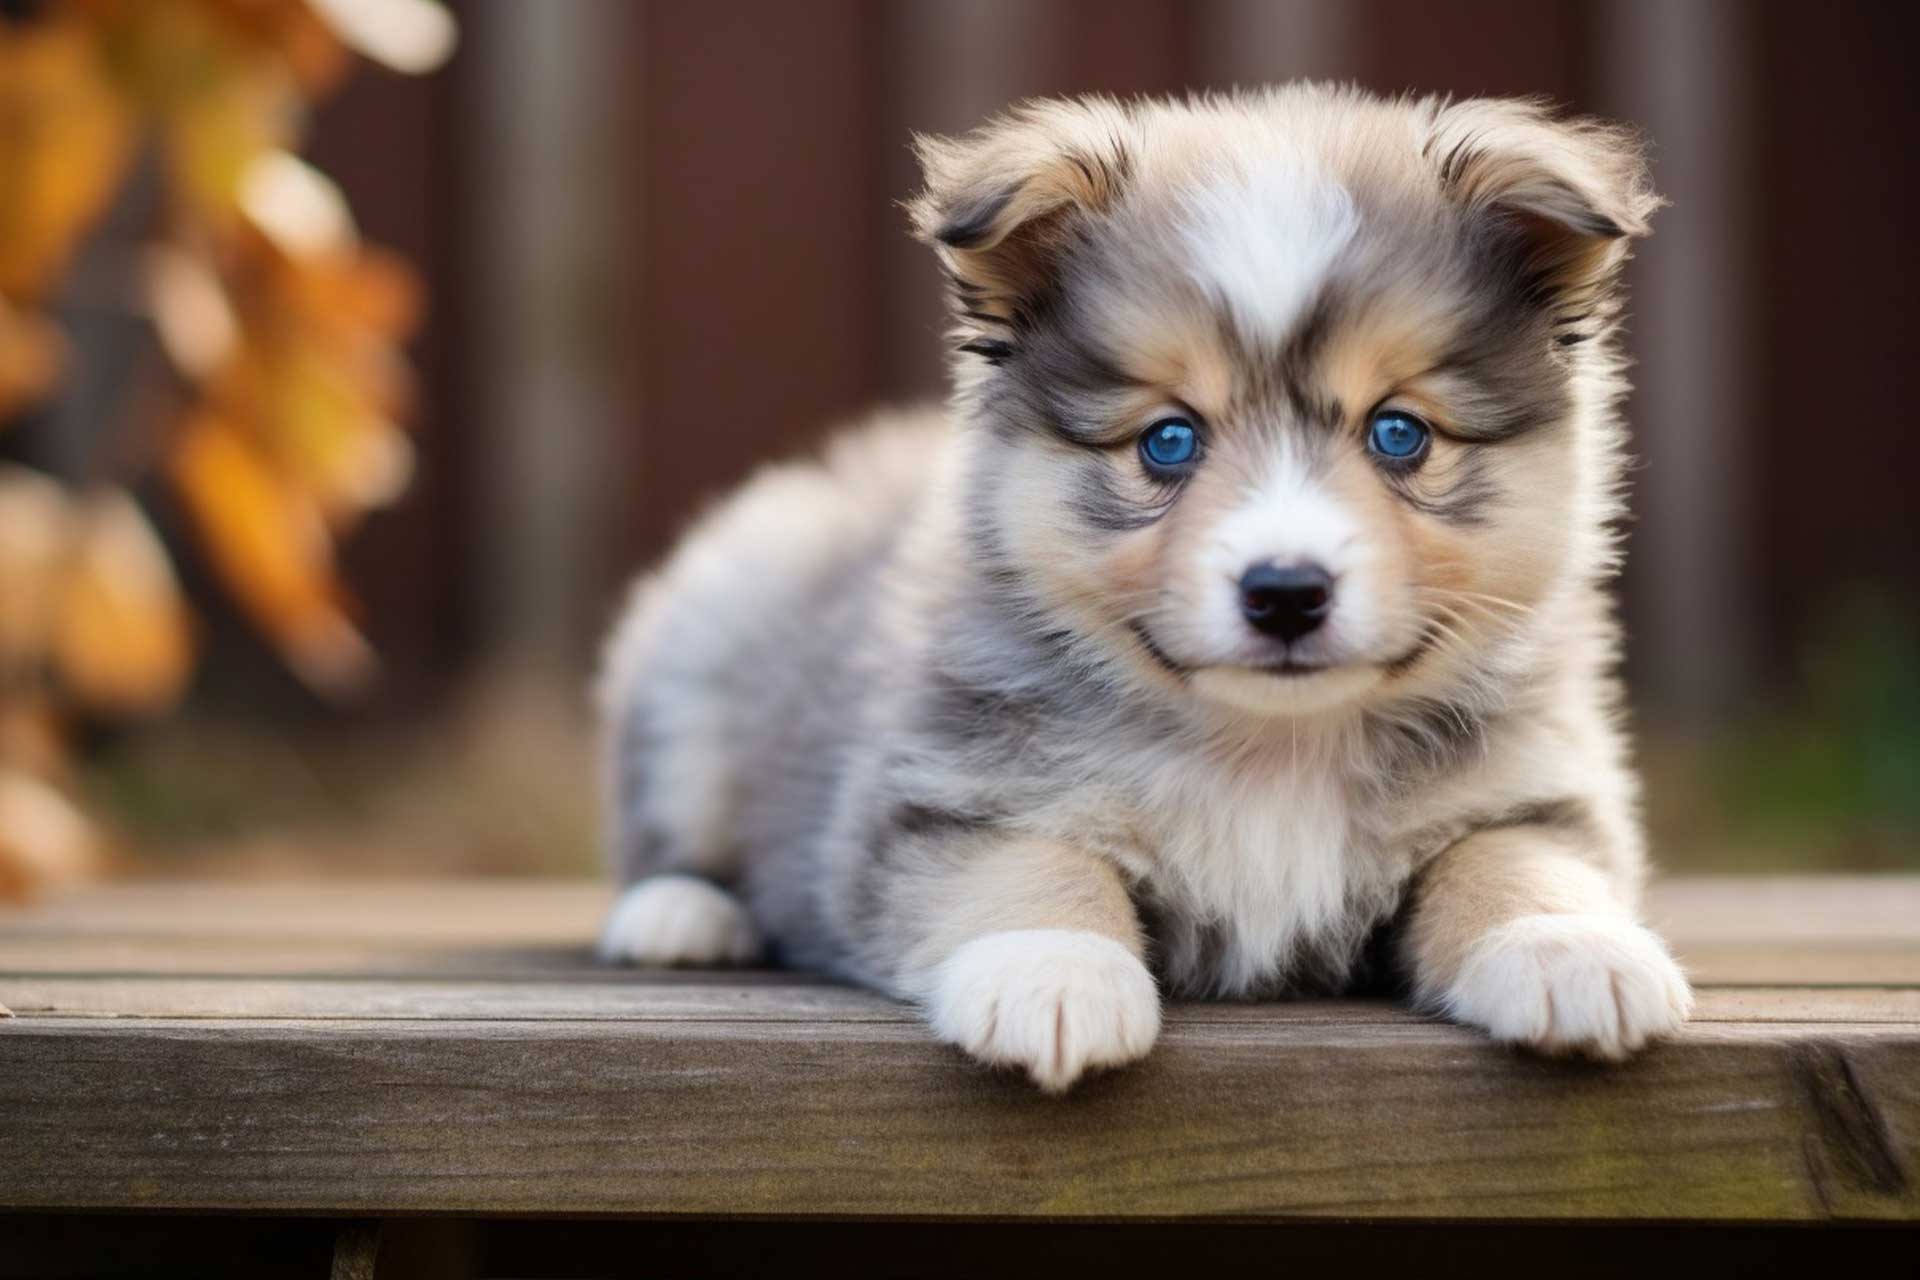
xmin=597 ymin=86 xmax=1693 ymax=1091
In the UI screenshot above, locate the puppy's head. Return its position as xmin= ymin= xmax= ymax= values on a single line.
xmin=912 ymin=88 xmax=1657 ymax=721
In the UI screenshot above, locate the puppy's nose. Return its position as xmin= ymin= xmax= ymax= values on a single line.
xmin=1239 ymin=562 xmax=1334 ymax=642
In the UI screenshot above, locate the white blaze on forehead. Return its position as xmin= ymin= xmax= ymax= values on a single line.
xmin=1179 ymin=146 xmax=1357 ymax=348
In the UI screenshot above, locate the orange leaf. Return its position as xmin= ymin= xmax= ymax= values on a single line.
xmin=52 ymin=489 xmax=195 ymax=716
xmin=0 ymin=465 xmax=71 ymax=679
xmin=0 ymin=696 xmax=68 ymax=782
xmin=163 ymin=58 xmax=301 ymax=219
xmin=307 ymin=0 xmax=456 ymax=76
xmin=98 ymin=1 xmax=308 ymax=219
xmin=0 ymin=768 xmax=99 ymax=903
xmin=144 ymin=246 xmax=239 ymax=383
xmin=199 ymin=0 xmax=351 ymax=94
xmin=266 ymin=341 xmax=413 ymax=520
xmin=292 ymin=246 xmax=423 ymax=339
xmin=238 ymin=150 xmax=356 ymax=259
xmin=210 ymin=337 xmax=412 ymax=525
xmin=0 ymin=17 xmax=137 ymax=300
xmin=0 ymin=298 xmax=67 ymax=422
xmin=168 ymin=412 xmax=374 ymax=696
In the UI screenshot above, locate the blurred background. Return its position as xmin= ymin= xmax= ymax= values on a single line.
xmin=1 ymin=0 xmax=1914 ymax=892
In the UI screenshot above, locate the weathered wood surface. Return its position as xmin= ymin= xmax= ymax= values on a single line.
xmin=0 ymin=877 xmax=1916 ymax=1222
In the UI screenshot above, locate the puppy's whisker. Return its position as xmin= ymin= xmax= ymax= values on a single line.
xmin=1415 ymin=605 xmax=1478 ymax=660
xmin=1414 ymin=586 xmax=1535 ymax=617
xmin=1413 ymin=593 xmax=1534 ymax=639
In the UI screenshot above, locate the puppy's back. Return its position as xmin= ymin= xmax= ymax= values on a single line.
xmin=599 ymin=407 xmax=948 ymax=909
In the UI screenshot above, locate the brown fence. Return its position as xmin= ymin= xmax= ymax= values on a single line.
xmin=308 ymin=0 xmax=1918 ymax=719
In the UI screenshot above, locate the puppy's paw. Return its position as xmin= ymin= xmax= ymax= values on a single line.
xmin=598 ymin=875 xmax=761 ymax=967
xmin=1445 ymin=913 xmax=1694 ymax=1060
xmin=927 ymin=929 xmax=1161 ymax=1093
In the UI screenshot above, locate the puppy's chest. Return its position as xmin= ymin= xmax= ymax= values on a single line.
xmin=1112 ymin=755 xmax=1411 ymax=995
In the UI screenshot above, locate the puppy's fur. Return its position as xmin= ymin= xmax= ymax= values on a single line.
xmin=598 ymin=86 xmax=1692 ymax=1091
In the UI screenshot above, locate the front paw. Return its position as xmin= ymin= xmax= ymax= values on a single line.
xmin=1444 ymin=913 xmax=1694 ymax=1060
xmin=926 ymin=929 xmax=1161 ymax=1093
xmin=598 ymin=876 xmax=761 ymax=967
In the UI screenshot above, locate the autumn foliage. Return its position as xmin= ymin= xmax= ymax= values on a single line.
xmin=0 ymin=0 xmax=453 ymax=896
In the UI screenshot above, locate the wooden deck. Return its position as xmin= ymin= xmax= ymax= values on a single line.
xmin=1 ymin=877 xmax=1916 ymax=1238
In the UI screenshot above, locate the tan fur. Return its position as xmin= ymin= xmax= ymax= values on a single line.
xmin=599 ymin=85 xmax=1690 ymax=1091
xmin=1404 ymin=828 xmax=1623 ymax=988
xmin=892 ymin=837 xmax=1145 ymax=983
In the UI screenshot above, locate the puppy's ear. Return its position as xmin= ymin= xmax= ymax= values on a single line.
xmin=1426 ymin=98 xmax=1661 ymax=306
xmin=910 ymin=98 xmax=1133 ymax=352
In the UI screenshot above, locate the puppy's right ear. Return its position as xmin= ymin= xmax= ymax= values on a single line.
xmin=1425 ymin=98 xmax=1662 ymax=312
xmin=909 ymin=98 xmax=1133 ymax=356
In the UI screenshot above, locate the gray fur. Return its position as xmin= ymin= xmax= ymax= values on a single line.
xmin=599 ymin=87 xmax=1686 ymax=1080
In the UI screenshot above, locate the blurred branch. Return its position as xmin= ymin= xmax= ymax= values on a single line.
xmin=0 ymin=0 xmax=454 ymax=897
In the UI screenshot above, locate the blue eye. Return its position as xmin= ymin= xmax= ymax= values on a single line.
xmin=1367 ymin=410 xmax=1431 ymax=463
xmin=1140 ymin=418 xmax=1198 ymax=470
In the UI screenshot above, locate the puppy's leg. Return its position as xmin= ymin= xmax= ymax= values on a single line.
xmin=598 ymin=592 xmax=759 ymax=968
xmin=892 ymin=839 xmax=1158 ymax=1093
xmin=599 ymin=875 xmax=762 ymax=967
xmin=1400 ymin=828 xmax=1692 ymax=1059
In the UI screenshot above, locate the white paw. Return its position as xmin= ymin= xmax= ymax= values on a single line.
xmin=1445 ymin=913 xmax=1694 ymax=1060
xmin=597 ymin=876 xmax=761 ymax=967
xmin=926 ymin=929 xmax=1161 ymax=1093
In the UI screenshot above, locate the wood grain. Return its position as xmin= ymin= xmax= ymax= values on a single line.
xmin=1 ymin=877 xmax=1916 ymax=1222
xmin=7 ymin=936 xmax=1920 ymax=983
xmin=5 ymin=876 xmax=1916 ymax=983
xmin=3 ymin=978 xmax=1917 ymax=1026
xmin=0 ymin=1015 xmax=1914 ymax=1221
xmin=12 ymin=876 xmax=1917 ymax=944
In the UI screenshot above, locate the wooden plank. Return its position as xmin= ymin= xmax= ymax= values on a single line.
xmin=0 ymin=1015 xmax=1913 ymax=1221
xmin=1646 ymin=877 xmax=1920 ymax=944
xmin=1671 ymin=944 xmax=1920 ymax=987
xmin=2 ymin=977 xmax=1916 ymax=1026
xmin=0 ymin=880 xmax=609 ymax=943
xmin=0 ymin=936 xmax=603 ymax=977
xmin=1681 ymin=988 xmax=1920 ymax=1024
xmin=5 ymin=877 xmax=1916 ymax=984
xmin=13 ymin=876 xmax=1913 ymax=943
xmin=4 ymin=935 xmax=1916 ymax=985
xmin=0 ymin=974 xmax=910 ymax=1023
xmin=2 ymin=878 xmax=1917 ymax=1222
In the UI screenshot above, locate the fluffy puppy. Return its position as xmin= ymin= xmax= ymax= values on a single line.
xmin=598 ymin=85 xmax=1692 ymax=1092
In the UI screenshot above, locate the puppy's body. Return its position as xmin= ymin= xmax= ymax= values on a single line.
xmin=600 ymin=86 xmax=1691 ymax=1089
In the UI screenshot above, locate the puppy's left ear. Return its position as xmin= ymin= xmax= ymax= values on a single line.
xmin=909 ymin=97 xmax=1133 ymax=353
xmin=1427 ymin=98 xmax=1662 ymax=303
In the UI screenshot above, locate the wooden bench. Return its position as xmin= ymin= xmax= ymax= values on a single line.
xmin=2 ymin=877 xmax=1916 ymax=1276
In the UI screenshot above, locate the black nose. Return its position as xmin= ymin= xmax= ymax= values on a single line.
xmin=1239 ymin=562 xmax=1334 ymax=642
